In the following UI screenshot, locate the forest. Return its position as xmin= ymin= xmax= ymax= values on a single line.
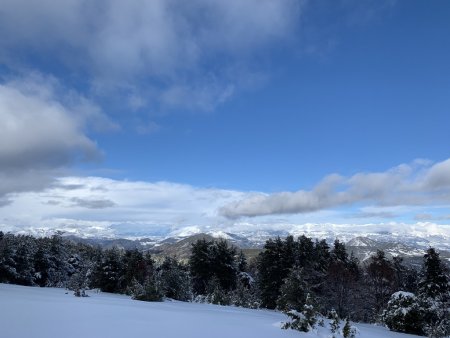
xmin=0 ymin=231 xmax=449 ymax=337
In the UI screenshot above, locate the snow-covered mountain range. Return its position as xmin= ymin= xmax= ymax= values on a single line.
xmin=5 ymin=221 xmax=450 ymax=262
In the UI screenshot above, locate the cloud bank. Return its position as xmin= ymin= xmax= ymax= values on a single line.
xmin=1 ymin=158 xmax=449 ymax=239
xmin=0 ymin=0 xmax=303 ymax=111
xmin=220 ymin=158 xmax=450 ymax=219
xmin=0 ymin=74 xmax=114 ymax=201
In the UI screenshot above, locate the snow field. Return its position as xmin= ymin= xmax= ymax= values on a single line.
xmin=0 ymin=284 xmax=421 ymax=338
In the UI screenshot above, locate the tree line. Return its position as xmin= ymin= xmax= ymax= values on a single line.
xmin=0 ymin=231 xmax=448 ymax=337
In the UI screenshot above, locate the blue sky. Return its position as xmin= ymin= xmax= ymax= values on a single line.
xmin=0 ymin=0 xmax=449 ymax=238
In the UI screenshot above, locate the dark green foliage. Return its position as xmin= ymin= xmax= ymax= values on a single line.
xmin=68 ymin=262 xmax=92 ymax=297
xmin=382 ymin=292 xmax=424 ymax=335
xmin=277 ymin=266 xmax=308 ymax=311
xmin=0 ymin=232 xmax=17 ymax=283
xmin=130 ymin=276 xmax=163 ymax=302
xmin=418 ymin=248 xmax=449 ymax=300
xmin=205 ymin=276 xmax=231 ymax=305
xmin=418 ymin=248 xmax=450 ymax=338
xmin=123 ymin=249 xmax=153 ymax=288
xmin=158 ymin=256 xmax=191 ymax=301
xmin=189 ymin=239 xmax=213 ymax=295
xmin=323 ymin=241 xmax=361 ymax=319
xmin=365 ymin=250 xmax=397 ymax=318
xmin=257 ymin=237 xmax=295 ymax=309
xmin=33 ymin=246 xmax=50 ymax=287
xmin=282 ymin=294 xmax=318 ymax=332
xmin=342 ymin=318 xmax=356 ymax=338
xmin=210 ymin=239 xmax=237 ymax=290
xmin=189 ymin=239 xmax=238 ymax=295
xmin=329 ymin=309 xmax=340 ymax=334
xmin=331 ymin=239 xmax=348 ymax=262
xmin=95 ymin=247 xmax=124 ymax=293
xmin=237 ymin=250 xmax=247 ymax=272
xmin=230 ymin=273 xmax=259 ymax=309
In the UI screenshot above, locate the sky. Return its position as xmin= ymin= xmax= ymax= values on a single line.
xmin=1 ymin=0 xmax=450 ymax=239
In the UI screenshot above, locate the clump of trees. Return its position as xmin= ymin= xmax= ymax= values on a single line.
xmin=1 ymin=230 xmax=449 ymax=337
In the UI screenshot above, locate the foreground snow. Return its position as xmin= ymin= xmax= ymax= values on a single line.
xmin=0 ymin=284 xmax=420 ymax=338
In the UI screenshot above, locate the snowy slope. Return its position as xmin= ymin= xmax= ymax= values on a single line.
xmin=0 ymin=284 xmax=420 ymax=338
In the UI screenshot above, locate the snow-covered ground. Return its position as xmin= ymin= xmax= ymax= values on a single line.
xmin=0 ymin=284 xmax=419 ymax=338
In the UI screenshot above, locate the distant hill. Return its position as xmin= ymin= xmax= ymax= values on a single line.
xmin=64 ymin=231 xmax=450 ymax=266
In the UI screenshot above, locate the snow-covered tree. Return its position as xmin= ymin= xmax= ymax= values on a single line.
xmin=206 ymin=276 xmax=231 ymax=305
xmin=365 ymin=250 xmax=397 ymax=319
xmin=158 ymin=256 xmax=192 ymax=301
xmin=230 ymin=272 xmax=259 ymax=309
xmin=382 ymin=291 xmax=424 ymax=335
xmin=329 ymin=309 xmax=340 ymax=335
xmin=342 ymin=318 xmax=358 ymax=338
xmin=189 ymin=238 xmax=238 ymax=296
xmin=130 ymin=276 xmax=163 ymax=302
xmin=277 ymin=266 xmax=308 ymax=311
xmin=68 ymin=265 xmax=91 ymax=297
xmin=282 ymin=293 xmax=318 ymax=332
xmin=418 ymin=248 xmax=450 ymax=338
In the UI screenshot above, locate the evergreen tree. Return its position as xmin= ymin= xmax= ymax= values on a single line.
xmin=418 ymin=248 xmax=450 ymax=338
xmin=95 ymin=247 xmax=124 ymax=293
xmin=130 ymin=275 xmax=163 ymax=302
xmin=123 ymin=249 xmax=153 ymax=290
xmin=67 ymin=262 xmax=92 ymax=297
xmin=210 ymin=239 xmax=237 ymax=291
xmin=324 ymin=241 xmax=360 ymax=319
xmin=13 ymin=235 xmax=36 ymax=285
xmin=257 ymin=237 xmax=294 ymax=309
xmin=158 ymin=256 xmax=191 ymax=301
xmin=0 ymin=233 xmax=18 ymax=283
xmin=230 ymin=274 xmax=259 ymax=309
xmin=282 ymin=293 xmax=318 ymax=332
xmin=277 ymin=266 xmax=308 ymax=311
xmin=365 ymin=250 xmax=396 ymax=319
xmin=382 ymin=291 xmax=424 ymax=335
xmin=33 ymin=244 xmax=50 ymax=287
xmin=206 ymin=276 xmax=231 ymax=305
xmin=46 ymin=234 xmax=70 ymax=287
xmin=418 ymin=248 xmax=449 ymax=300
xmin=189 ymin=239 xmax=213 ymax=295
xmin=329 ymin=309 xmax=340 ymax=336
xmin=342 ymin=318 xmax=357 ymax=338
xmin=189 ymin=238 xmax=238 ymax=297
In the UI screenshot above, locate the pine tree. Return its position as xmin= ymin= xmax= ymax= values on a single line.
xmin=365 ymin=250 xmax=396 ymax=319
xmin=206 ymin=276 xmax=231 ymax=305
xmin=324 ymin=242 xmax=360 ymax=319
xmin=282 ymin=293 xmax=318 ymax=332
xmin=158 ymin=256 xmax=191 ymax=301
xmin=418 ymin=248 xmax=450 ymax=338
xmin=342 ymin=318 xmax=357 ymax=338
xmin=67 ymin=262 xmax=92 ymax=297
xmin=130 ymin=276 xmax=163 ymax=302
xmin=382 ymin=291 xmax=424 ymax=335
xmin=418 ymin=248 xmax=449 ymax=300
xmin=329 ymin=309 xmax=340 ymax=335
xmin=189 ymin=239 xmax=213 ymax=295
xmin=95 ymin=247 xmax=124 ymax=293
xmin=0 ymin=233 xmax=18 ymax=283
xmin=257 ymin=237 xmax=294 ymax=309
xmin=277 ymin=266 xmax=308 ymax=311
xmin=230 ymin=274 xmax=259 ymax=309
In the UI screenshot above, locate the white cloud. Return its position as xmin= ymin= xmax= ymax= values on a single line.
xmin=0 ymin=74 xmax=115 ymax=199
xmin=0 ymin=0 xmax=303 ymax=111
xmin=1 ymin=168 xmax=449 ymax=239
xmin=220 ymin=158 xmax=450 ymax=219
xmin=0 ymin=176 xmax=246 ymax=237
